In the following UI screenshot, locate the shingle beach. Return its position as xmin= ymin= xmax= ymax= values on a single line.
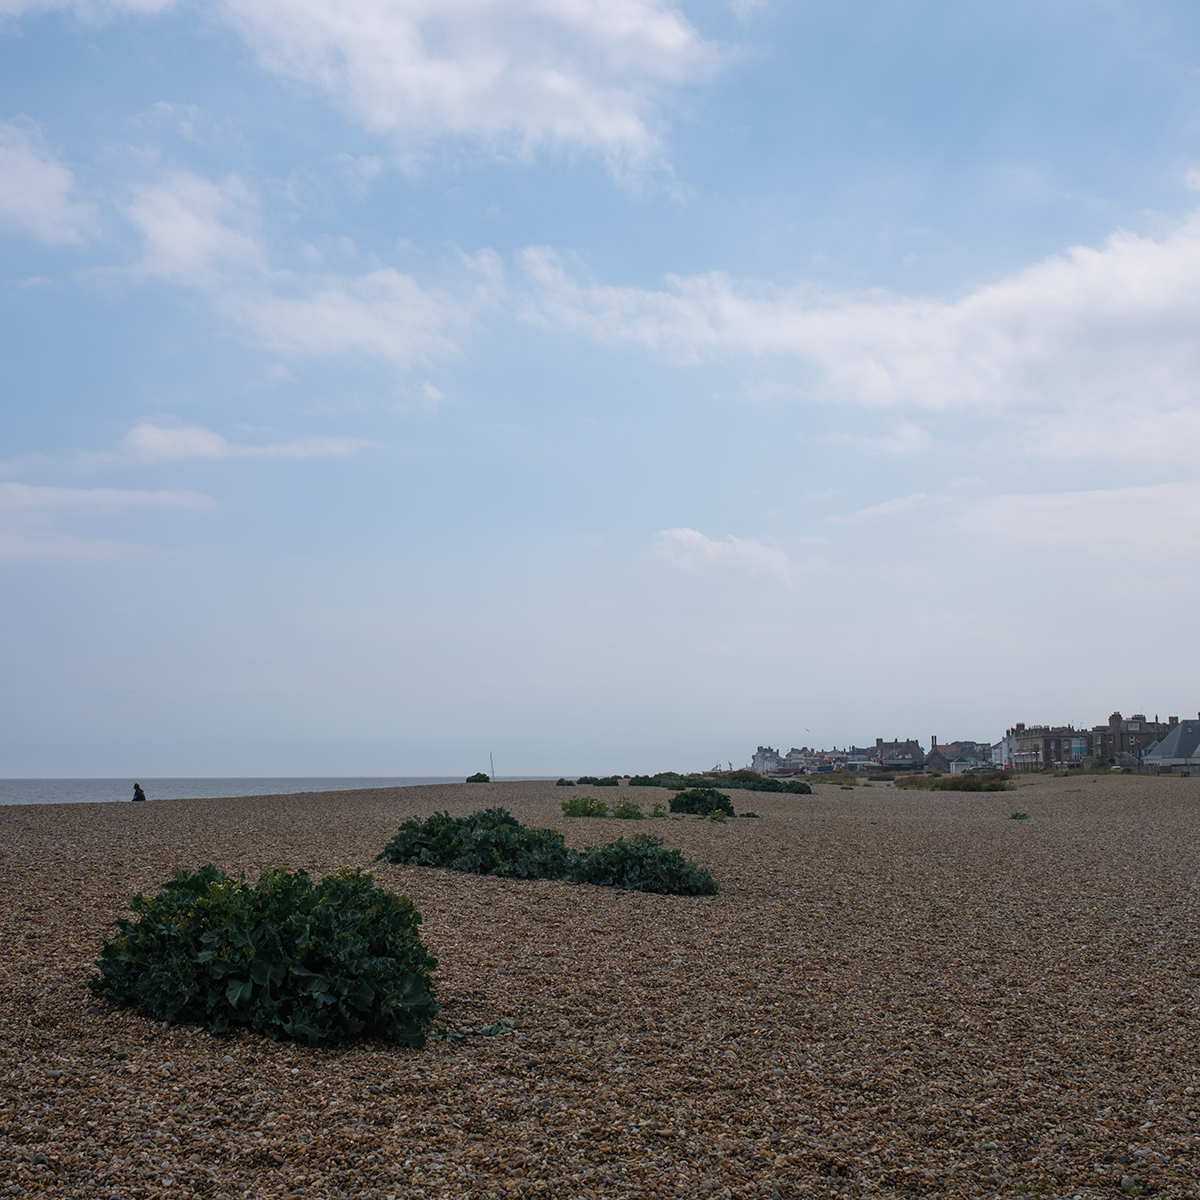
xmin=2 ymin=774 xmax=1198 ymax=1199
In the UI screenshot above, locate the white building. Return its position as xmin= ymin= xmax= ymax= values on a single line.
xmin=751 ymin=745 xmax=784 ymax=774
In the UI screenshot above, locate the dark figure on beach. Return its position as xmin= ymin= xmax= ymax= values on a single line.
xmin=132 ymin=783 xmax=147 ymax=803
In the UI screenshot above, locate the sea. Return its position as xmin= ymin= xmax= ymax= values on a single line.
xmin=0 ymin=777 xmax=543 ymax=806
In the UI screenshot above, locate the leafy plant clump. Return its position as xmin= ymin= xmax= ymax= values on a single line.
xmin=576 ymin=775 xmax=620 ymax=787
xmin=562 ymin=795 xmax=609 ymax=818
xmin=379 ymin=809 xmax=717 ymax=895
xmin=379 ymin=808 xmax=574 ymax=879
xmin=89 ymin=865 xmax=439 ymax=1047
xmin=1010 ymin=811 xmax=1030 ymax=820
xmin=466 ymin=772 xmax=490 ymax=783
xmin=612 ymin=800 xmax=644 ymax=820
xmin=555 ymin=778 xmax=576 ymax=786
xmin=572 ymin=835 xmax=717 ymax=895
xmin=630 ymin=771 xmax=812 ymax=795
xmin=669 ymin=788 xmax=736 ymax=817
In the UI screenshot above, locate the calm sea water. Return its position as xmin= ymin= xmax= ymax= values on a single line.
xmin=0 ymin=777 xmax=516 ymax=806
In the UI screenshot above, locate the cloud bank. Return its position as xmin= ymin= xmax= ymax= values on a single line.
xmin=655 ymin=527 xmax=795 ymax=583
xmin=519 ymin=215 xmax=1200 ymax=461
xmin=117 ymin=170 xmax=497 ymax=369
xmin=0 ymin=118 xmax=94 ymax=243
xmin=118 ymin=423 xmax=370 ymax=462
xmin=217 ymin=0 xmax=721 ymax=170
xmin=4 ymin=0 xmax=721 ymax=173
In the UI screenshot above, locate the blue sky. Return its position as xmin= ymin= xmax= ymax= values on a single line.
xmin=2 ymin=0 xmax=1199 ymax=776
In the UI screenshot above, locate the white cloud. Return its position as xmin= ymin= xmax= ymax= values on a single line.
xmin=5 ymin=1 xmax=722 ymax=172
xmin=951 ymin=480 xmax=1200 ymax=554
xmin=0 ymin=481 xmax=214 ymax=511
xmin=215 ymin=0 xmax=722 ymax=171
xmin=0 ymin=118 xmax=94 ymax=244
xmin=117 ymin=422 xmax=371 ymax=462
xmin=223 ymin=266 xmax=482 ymax=369
xmin=655 ymin=526 xmax=794 ymax=583
xmin=122 ymin=171 xmax=263 ymax=285
xmin=519 ymin=212 xmax=1200 ymax=461
xmin=841 ymin=493 xmax=948 ymax=523
xmin=115 ymin=170 xmax=496 ymax=369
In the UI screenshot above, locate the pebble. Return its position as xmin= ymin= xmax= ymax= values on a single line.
xmin=2 ymin=774 xmax=1199 ymax=1198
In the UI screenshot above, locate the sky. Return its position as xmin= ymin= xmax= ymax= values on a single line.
xmin=2 ymin=0 xmax=1199 ymax=777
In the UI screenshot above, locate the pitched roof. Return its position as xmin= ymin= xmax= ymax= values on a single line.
xmin=1142 ymin=719 xmax=1200 ymax=763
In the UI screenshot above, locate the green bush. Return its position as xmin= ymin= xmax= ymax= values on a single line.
xmin=612 ymin=800 xmax=644 ymax=819
xmin=379 ymin=809 xmax=717 ymax=896
xmin=630 ymin=771 xmax=811 ymax=795
xmin=465 ymin=772 xmax=490 ymax=783
xmin=670 ymin=788 xmax=735 ymax=817
xmin=896 ymin=771 xmax=1013 ymax=792
xmin=576 ymin=775 xmax=620 ymax=787
xmin=561 ymin=795 xmax=609 ymax=818
xmin=89 ymin=865 xmax=438 ymax=1047
xmin=380 ymin=808 xmax=573 ymax=878
xmin=555 ymin=778 xmax=576 ymax=786
xmin=628 ymin=772 xmax=686 ymax=790
xmin=571 ymin=835 xmax=717 ymax=895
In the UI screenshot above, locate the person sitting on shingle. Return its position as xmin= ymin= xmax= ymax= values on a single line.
xmin=132 ymin=783 xmax=147 ymax=803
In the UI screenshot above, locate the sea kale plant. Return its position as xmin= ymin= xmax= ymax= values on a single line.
xmin=630 ymin=771 xmax=812 ymax=795
xmin=89 ymin=865 xmax=439 ymax=1047
xmin=379 ymin=809 xmax=717 ymax=896
xmin=561 ymin=795 xmax=609 ymax=818
xmin=669 ymin=787 xmax=736 ymax=817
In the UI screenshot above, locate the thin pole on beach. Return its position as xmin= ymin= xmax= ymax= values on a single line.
xmin=490 ymin=752 xmax=495 ymax=782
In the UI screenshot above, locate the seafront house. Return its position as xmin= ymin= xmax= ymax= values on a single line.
xmin=1141 ymin=716 xmax=1200 ymax=773
xmin=1092 ymin=712 xmax=1176 ymax=765
xmin=751 ymin=746 xmax=784 ymax=774
xmin=874 ymin=738 xmax=925 ymax=770
xmin=1010 ymin=724 xmax=1092 ymax=770
xmin=924 ymin=737 xmax=954 ymax=772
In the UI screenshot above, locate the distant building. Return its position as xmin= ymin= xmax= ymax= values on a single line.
xmin=751 ymin=746 xmax=784 ymax=774
xmin=992 ymin=730 xmax=1015 ymax=769
xmin=875 ymin=737 xmax=925 ymax=770
xmin=1092 ymin=712 xmax=1176 ymax=764
xmin=925 ymin=737 xmax=953 ymax=772
xmin=1142 ymin=715 xmax=1200 ymax=773
xmin=1011 ymin=723 xmax=1092 ymax=770
xmin=781 ymin=747 xmax=808 ymax=772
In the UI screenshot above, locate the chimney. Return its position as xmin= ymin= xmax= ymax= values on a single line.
xmin=932 ymin=735 xmax=937 ymax=747
xmin=1170 ymin=716 xmax=1178 ymax=727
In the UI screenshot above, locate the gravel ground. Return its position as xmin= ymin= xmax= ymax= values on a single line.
xmin=2 ymin=773 xmax=1199 ymax=1200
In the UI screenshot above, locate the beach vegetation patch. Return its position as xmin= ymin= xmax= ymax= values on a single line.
xmin=89 ymin=865 xmax=438 ymax=1048
xmin=570 ymin=834 xmax=717 ymax=894
xmin=576 ymin=775 xmax=620 ymax=787
xmin=381 ymin=808 xmax=574 ymax=878
xmin=896 ymin=771 xmax=1013 ymax=792
xmin=631 ymin=771 xmax=811 ymax=795
xmin=1010 ymin=811 xmax=1030 ymax=820
xmin=555 ymin=778 xmax=575 ymax=786
xmin=561 ymin=795 xmax=609 ymax=818
xmin=669 ymin=788 xmax=736 ymax=817
xmin=465 ymin=772 xmax=490 ymax=783
xmin=378 ymin=809 xmax=717 ymax=895
xmin=612 ymin=800 xmax=644 ymax=819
